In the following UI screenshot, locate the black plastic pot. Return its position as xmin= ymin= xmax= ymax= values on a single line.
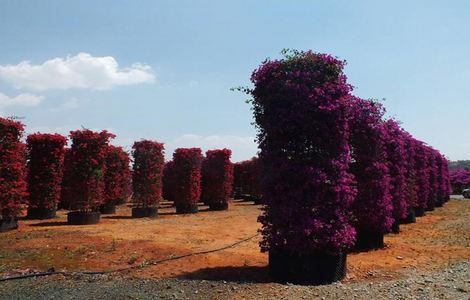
xmin=131 ymin=207 xmax=158 ymax=218
xmin=176 ymin=203 xmax=198 ymax=214
xmin=400 ymin=208 xmax=416 ymax=224
xmin=26 ymin=208 xmax=56 ymax=219
xmin=269 ymin=251 xmax=347 ymax=285
xmin=391 ymin=220 xmax=400 ymax=234
xmin=415 ymin=207 xmax=426 ymax=217
xmin=435 ymin=200 xmax=444 ymax=207
xmin=354 ymin=230 xmax=384 ymax=250
xmin=425 ymin=202 xmax=435 ymax=211
xmin=99 ymin=205 xmax=116 ymax=214
xmin=253 ymin=196 xmax=263 ymax=205
xmin=0 ymin=218 xmax=18 ymax=232
xmin=67 ymin=211 xmax=101 ymax=225
xmin=209 ymin=202 xmax=228 ymax=211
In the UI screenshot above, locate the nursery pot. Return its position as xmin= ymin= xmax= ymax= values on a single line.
xmin=67 ymin=211 xmax=101 ymax=225
xmin=0 ymin=217 xmax=18 ymax=232
xmin=425 ymin=201 xmax=435 ymax=212
xmin=131 ymin=207 xmax=158 ymax=218
xmin=253 ymin=196 xmax=264 ymax=205
xmin=269 ymin=251 xmax=347 ymax=285
xmin=354 ymin=230 xmax=384 ymax=250
xmin=209 ymin=201 xmax=229 ymax=211
xmin=400 ymin=208 xmax=416 ymax=224
xmin=176 ymin=203 xmax=198 ymax=214
xmin=99 ymin=205 xmax=116 ymax=215
xmin=415 ymin=207 xmax=426 ymax=217
xmin=26 ymin=207 xmax=56 ymax=219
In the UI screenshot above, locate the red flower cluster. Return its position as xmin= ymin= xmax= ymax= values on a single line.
xmin=201 ymin=149 xmax=233 ymax=210
xmin=132 ymin=140 xmax=165 ymax=208
xmin=0 ymin=118 xmax=27 ymax=219
xmin=68 ymin=129 xmax=115 ymax=212
xmin=26 ymin=133 xmax=67 ymax=211
xmin=173 ymin=148 xmax=203 ymax=213
xmin=59 ymin=148 xmax=72 ymax=209
xmin=233 ymin=157 xmax=261 ymax=200
xmin=104 ymin=145 xmax=131 ymax=206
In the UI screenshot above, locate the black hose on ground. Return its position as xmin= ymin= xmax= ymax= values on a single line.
xmin=0 ymin=233 xmax=259 ymax=282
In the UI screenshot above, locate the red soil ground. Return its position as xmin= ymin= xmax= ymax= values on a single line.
xmin=1 ymin=199 xmax=469 ymax=283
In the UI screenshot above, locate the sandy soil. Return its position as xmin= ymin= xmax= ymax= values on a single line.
xmin=1 ymin=198 xmax=469 ymax=284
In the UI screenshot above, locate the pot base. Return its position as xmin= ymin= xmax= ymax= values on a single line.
xmin=176 ymin=203 xmax=198 ymax=214
xmin=26 ymin=208 xmax=56 ymax=220
xmin=354 ymin=230 xmax=384 ymax=250
xmin=400 ymin=208 xmax=416 ymax=224
xmin=131 ymin=207 xmax=158 ymax=218
xmin=0 ymin=218 xmax=18 ymax=232
xmin=67 ymin=211 xmax=100 ymax=225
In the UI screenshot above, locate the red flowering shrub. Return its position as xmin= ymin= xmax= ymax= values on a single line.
xmin=349 ymin=97 xmax=393 ymax=235
xmin=173 ymin=148 xmax=203 ymax=213
xmin=0 ymin=118 xmax=28 ymax=219
xmin=201 ymin=149 xmax=233 ymax=210
xmin=104 ymin=145 xmax=131 ymax=207
xmin=249 ymin=50 xmax=357 ymax=255
xmin=383 ymin=120 xmax=408 ymax=223
xmin=26 ymin=133 xmax=67 ymax=213
xmin=162 ymin=160 xmax=175 ymax=201
xmin=59 ymin=148 xmax=72 ymax=209
xmin=68 ymin=129 xmax=115 ymax=212
xmin=233 ymin=157 xmax=261 ymax=200
xmin=132 ymin=140 xmax=165 ymax=208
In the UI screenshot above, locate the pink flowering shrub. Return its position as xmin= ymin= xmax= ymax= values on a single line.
xmin=26 ymin=133 xmax=67 ymax=211
xmin=104 ymin=145 xmax=131 ymax=206
xmin=413 ymin=140 xmax=431 ymax=211
xmin=162 ymin=160 xmax=175 ymax=201
xmin=402 ymin=133 xmax=419 ymax=212
xmin=132 ymin=141 xmax=165 ymax=208
xmin=173 ymin=148 xmax=203 ymax=212
xmin=383 ymin=120 xmax=408 ymax=221
xmin=449 ymin=168 xmax=470 ymax=193
xmin=249 ymin=50 xmax=357 ymax=255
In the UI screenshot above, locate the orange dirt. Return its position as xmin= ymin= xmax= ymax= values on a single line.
xmin=1 ymin=199 xmax=469 ymax=283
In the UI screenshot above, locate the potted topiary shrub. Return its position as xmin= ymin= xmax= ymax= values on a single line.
xmin=349 ymin=97 xmax=393 ymax=249
xmin=383 ymin=120 xmax=408 ymax=233
xmin=162 ymin=160 xmax=175 ymax=202
xmin=0 ymin=118 xmax=27 ymax=232
xmin=201 ymin=149 xmax=233 ymax=211
xmin=131 ymin=140 xmax=164 ymax=218
xmin=67 ymin=129 xmax=114 ymax=225
xmin=58 ymin=148 xmax=72 ymax=210
xmin=247 ymin=50 xmax=357 ymax=284
xmin=26 ymin=133 xmax=67 ymax=219
xmin=173 ymin=148 xmax=203 ymax=214
xmin=401 ymin=133 xmax=419 ymax=224
xmin=101 ymin=145 xmax=131 ymax=214
xmin=413 ymin=140 xmax=430 ymax=217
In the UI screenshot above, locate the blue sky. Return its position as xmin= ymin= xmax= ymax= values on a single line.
xmin=0 ymin=0 xmax=468 ymax=161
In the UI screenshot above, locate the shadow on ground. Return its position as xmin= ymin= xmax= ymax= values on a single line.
xmin=177 ymin=265 xmax=272 ymax=283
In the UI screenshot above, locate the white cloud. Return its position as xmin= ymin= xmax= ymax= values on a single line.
xmin=0 ymin=92 xmax=43 ymax=108
xmin=49 ymin=97 xmax=80 ymax=111
xmin=165 ymin=134 xmax=258 ymax=162
xmin=0 ymin=53 xmax=155 ymax=91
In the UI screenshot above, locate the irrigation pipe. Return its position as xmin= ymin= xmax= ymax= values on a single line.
xmin=0 ymin=233 xmax=259 ymax=282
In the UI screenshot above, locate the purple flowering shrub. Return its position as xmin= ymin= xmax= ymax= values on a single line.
xmin=383 ymin=119 xmax=408 ymax=221
xmin=348 ymin=97 xmax=393 ymax=234
xmin=413 ymin=140 xmax=431 ymax=211
xmin=250 ymin=50 xmax=357 ymax=255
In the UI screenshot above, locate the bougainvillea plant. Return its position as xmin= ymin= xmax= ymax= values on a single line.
xmin=413 ymin=140 xmax=431 ymax=211
xmin=104 ymin=145 xmax=131 ymax=207
xmin=59 ymin=148 xmax=72 ymax=209
xmin=426 ymin=147 xmax=439 ymax=210
xmin=248 ymin=50 xmax=357 ymax=255
xmin=233 ymin=157 xmax=261 ymax=200
xmin=434 ymin=151 xmax=446 ymax=206
xmin=201 ymin=149 xmax=233 ymax=209
xmin=68 ymin=129 xmax=115 ymax=212
xmin=162 ymin=160 xmax=175 ymax=201
xmin=402 ymin=132 xmax=419 ymax=213
xmin=383 ymin=119 xmax=408 ymax=223
xmin=0 ymin=117 xmax=28 ymax=219
xmin=26 ymin=133 xmax=67 ymax=212
xmin=449 ymin=168 xmax=470 ymax=194
xmin=173 ymin=148 xmax=203 ymax=213
xmin=132 ymin=140 xmax=165 ymax=208
xmin=349 ymin=97 xmax=393 ymax=234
